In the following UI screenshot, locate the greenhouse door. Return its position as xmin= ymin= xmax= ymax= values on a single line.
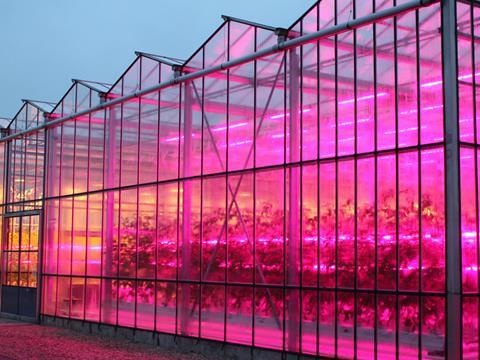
xmin=1 ymin=212 xmax=40 ymax=318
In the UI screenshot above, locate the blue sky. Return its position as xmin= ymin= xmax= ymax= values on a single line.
xmin=0 ymin=0 xmax=315 ymax=118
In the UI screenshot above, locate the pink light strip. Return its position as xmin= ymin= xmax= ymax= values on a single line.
xmin=421 ymin=72 xmax=480 ymax=88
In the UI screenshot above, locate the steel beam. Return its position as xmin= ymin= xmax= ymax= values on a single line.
xmin=103 ymin=102 xmax=117 ymax=323
xmin=442 ymin=0 xmax=462 ymax=358
xmin=179 ymin=82 xmax=193 ymax=336
xmin=287 ymin=48 xmax=300 ymax=353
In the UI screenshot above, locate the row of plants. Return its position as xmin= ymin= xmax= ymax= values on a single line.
xmin=94 ymin=193 xmax=448 ymax=292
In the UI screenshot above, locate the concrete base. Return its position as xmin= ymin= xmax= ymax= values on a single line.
xmin=0 ymin=312 xmax=37 ymax=323
xmin=40 ymin=315 xmax=321 ymax=359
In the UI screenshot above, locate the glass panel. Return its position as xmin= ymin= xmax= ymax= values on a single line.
xmin=461 ymin=147 xmax=478 ymax=293
xmin=117 ymin=280 xmax=135 ymax=328
xmin=56 ymin=276 xmax=71 ymax=317
xmin=337 ymin=292 xmax=354 ymax=358
xmin=119 ymin=189 xmax=137 ymax=278
xmin=177 ymin=283 xmax=200 ymax=337
xmin=227 ymin=173 xmax=254 ymax=283
xmin=88 ymin=110 xmax=104 ymax=191
xmin=399 ymin=151 xmax=420 ymax=291
xmin=70 ymin=277 xmax=85 ymax=320
xmin=254 ymin=287 xmax=283 ymax=350
xmin=121 ymin=100 xmax=139 ymax=187
xmin=399 ymin=295 xmax=419 ymax=359
xmin=85 ymin=278 xmax=101 ymax=322
xmin=138 ymin=186 xmax=156 ymax=279
xmin=463 ymin=296 xmax=479 ymax=359
xmin=44 ymin=200 xmax=59 ymax=275
xmin=421 ymin=148 xmax=445 ymax=292
xmin=201 ymin=285 xmax=225 ymax=341
xmin=202 ymin=176 xmax=226 ymax=282
xmin=337 ymin=32 xmax=355 ymax=156
xmin=72 ymin=196 xmax=87 ymax=276
xmin=42 ymin=276 xmax=57 ymax=316
xmin=319 ymin=38 xmax=336 ymax=159
xmin=376 ymin=14 xmax=396 ymax=151
xmin=179 ymin=179 xmax=201 ymax=281
xmin=158 ymin=87 xmax=180 ymax=181
xmin=255 ymin=169 xmax=284 ymax=285
xmin=356 ymin=13 xmax=375 ymax=154
xmin=377 ymin=153 xmax=396 ymax=290
xmin=319 ymin=290 xmax=335 ymax=357
xmin=87 ymin=194 xmax=102 ymax=276
xmin=226 ymin=285 xmax=252 ymax=345
xmin=256 ymin=53 xmax=286 ymax=167
xmin=419 ymin=5 xmax=443 ymax=144
xmin=319 ymin=162 xmax=336 ymax=288
xmin=101 ymin=279 xmax=117 ymax=325
xmin=136 ymin=280 xmax=155 ymax=331
xmin=457 ymin=2 xmax=474 ymax=143
xmin=302 ymin=164 xmax=318 ymax=287
xmin=301 ymin=289 xmax=317 ymax=355
xmin=203 ymin=74 xmax=227 ymax=175
xmin=357 ymin=293 xmax=375 ymax=359
xmin=60 ymin=122 xmax=75 ymax=196
xmin=157 ymin=182 xmax=178 ymax=280
xmin=138 ymin=94 xmax=159 ymax=184
xmin=58 ymin=198 xmax=73 ymax=275
xmin=421 ymin=296 xmax=445 ymax=358
xmin=156 ymin=281 xmax=176 ymax=334
xmin=102 ymin=191 xmax=119 ymax=278
xmin=357 ymin=157 xmax=375 ymax=290
xmin=74 ymin=115 xmax=89 ymax=194
xmin=337 ymin=160 xmax=354 ymax=288
xmin=377 ymin=294 xmax=396 ymax=359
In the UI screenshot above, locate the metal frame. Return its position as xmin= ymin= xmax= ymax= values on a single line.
xmin=221 ymin=15 xmax=277 ymax=32
xmin=442 ymin=0 xmax=462 ymax=358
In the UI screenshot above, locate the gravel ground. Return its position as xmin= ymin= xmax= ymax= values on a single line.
xmin=0 ymin=318 xmax=215 ymax=360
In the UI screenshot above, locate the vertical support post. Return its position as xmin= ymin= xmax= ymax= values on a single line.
xmin=0 ymin=136 xmax=9 ymax=309
xmin=103 ymin=99 xmax=117 ymax=323
xmin=180 ymin=81 xmax=193 ymax=335
xmin=44 ymin=116 xmax=58 ymax=317
xmin=442 ymin=0 xmax=461 ymax=358
xmin=288 ymin=48 xmax=301 ymax=352
xmin=0 ymin=210 xmax=5 ymax=310
xmin=36 ymin=113 xmax=49 ymax=322
xmin=36 ymin=210 xmax=44 ymax=322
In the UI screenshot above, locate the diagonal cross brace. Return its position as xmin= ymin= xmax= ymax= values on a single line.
xmin=185 ymin=55 xmax=286 ymax=329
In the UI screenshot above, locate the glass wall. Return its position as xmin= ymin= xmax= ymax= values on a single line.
xmin=0 ymin=101 xmax=47 ymax=316
xmin=5 ymin=102 xmax=47 ymax=212
xmin=0 ymin=0 xmax=476 ymax=358
xmin=37 ymin=2 xmax=451 ymax=357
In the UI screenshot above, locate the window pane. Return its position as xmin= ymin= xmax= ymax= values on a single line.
xmin=256 ymin=169 xmax=284 ymax=285
xmin=227 ymin=173 xmax=254 ymax=283
xmin=138 ymin=186 xmax=156 ymax=279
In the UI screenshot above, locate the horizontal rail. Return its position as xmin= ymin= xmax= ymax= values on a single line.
xmin=3 ymin=210 xmax=41 ymax=218
xmin=0 ymin=0 xmax=438 ymax=143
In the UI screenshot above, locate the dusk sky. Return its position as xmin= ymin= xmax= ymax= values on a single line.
xmin=0 ymin=0 xmax=314 ymax=118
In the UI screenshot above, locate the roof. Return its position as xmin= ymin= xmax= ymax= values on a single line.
xmin=7 ymin=100 xmax=53 ymax=132
xmin=7 ymin=1 xmax=317 ymax=119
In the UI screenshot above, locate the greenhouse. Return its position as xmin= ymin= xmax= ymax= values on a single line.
xmin=0 ymin=0 xmax=478 ymax=358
